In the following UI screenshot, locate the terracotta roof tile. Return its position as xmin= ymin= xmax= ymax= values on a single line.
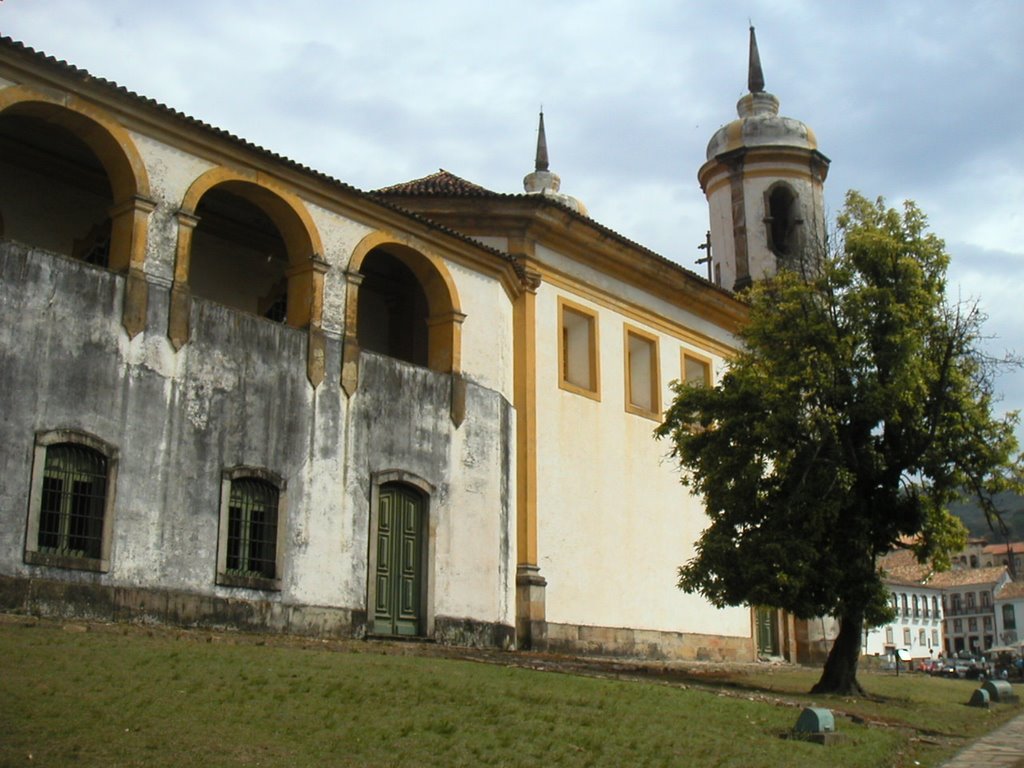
xmin=927 ymin=565 xmax=1008 ymax=589
xmin=0 ymin=37 xmax=526 ymax=280
xmin=878 ymin=550 xmax=934 ymax=587
xmin=983 ymin=542 xmax=1024 ymax=555
xmin=374 ymin=170 xmax=500 ymax=197
xmin=996 ymin=580 xmax=1024 ymax=600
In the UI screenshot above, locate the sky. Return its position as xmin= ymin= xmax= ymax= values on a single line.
xmin=3 ymin=0 xmax=1023 ymax=438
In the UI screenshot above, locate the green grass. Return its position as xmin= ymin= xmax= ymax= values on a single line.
xmin=0 ymin=617 xmax=1018 ymax=767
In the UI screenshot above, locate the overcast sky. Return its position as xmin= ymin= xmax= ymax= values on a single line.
xmin=3 ymin=0 xmax=1023 ymax=439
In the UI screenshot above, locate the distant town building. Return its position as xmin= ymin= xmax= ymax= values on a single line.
xmin=994 ymin=580 xmax=1024 ymax=647
xmin=930 ymin=566 xmax=1011 ymax=655
xmin=866 ymin=550 xmax=944 ymax=661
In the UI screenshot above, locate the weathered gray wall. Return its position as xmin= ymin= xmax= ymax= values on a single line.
xmin=0 ymin=241 xmax=515 ymax=644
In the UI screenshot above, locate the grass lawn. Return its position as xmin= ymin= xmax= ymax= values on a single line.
xmin=0 ymin=616 xmax=1018 ymax=768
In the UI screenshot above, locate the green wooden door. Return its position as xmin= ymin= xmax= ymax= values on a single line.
xmin=755 ymin=607 xmax=780 ymax=656
xmin=374 ymin=485 xmax=424 ymax=637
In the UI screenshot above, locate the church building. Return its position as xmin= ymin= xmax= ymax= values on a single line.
xmin=0 ymin=29 xmax=827 ymax=661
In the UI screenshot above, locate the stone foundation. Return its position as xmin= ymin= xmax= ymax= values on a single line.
xmin=0 ymin=574 xmax=513 ymax=649
xmin=538 ymin=620 xmax=755 ymax=662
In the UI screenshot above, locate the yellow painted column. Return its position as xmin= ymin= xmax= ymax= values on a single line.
xmin=513 ymin=256 xmax=546 ymax=648
xmin=168 ymin=210 xmax=200 ymax=350
xmin=340 ymin=269 xmax=364 ymax=397
xmin=109 ymin=194 xmax=156 ymax=338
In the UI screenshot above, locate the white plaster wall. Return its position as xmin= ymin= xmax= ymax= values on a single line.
xmin=432 ymin=406 xmax=516 ymax=626
xmin=469 ymin=235 xmax=508 ymax=253
xmin=994 ymin=597 xmax=1024 ymax=645
xmin=130 ymin=132 xmax=215 ymax=283
xmin=535 ymin=245 xmax=737 ymax=350
xmin=445 ymin=258 xmax=514 ymax=400
xmin=306 ymin=203 xmax=374 ymax=337
xmin=706 ymin=181 xmax=737 ymax=290
xmin=533 ymin=284 xmax=750 ymax=638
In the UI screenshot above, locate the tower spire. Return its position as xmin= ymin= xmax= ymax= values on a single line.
xmin=748 ymin=25 xmax=765 ymax=94
xmin=535 ymin=110 xmax=549 ymax=172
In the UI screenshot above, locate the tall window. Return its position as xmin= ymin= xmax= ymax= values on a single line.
xmin=901 ymin=594 xmax=908 ymax=617
xmin=912 ymin=595 xmax=919 ymax=619
xmin=966 ymin=592 xmax=976 ymax=610
xmin=1003 ymin=604 xmax=1016 ymax=631
xmin=903 ymin=627 xmax=912 ymax=645
xmin=624 ymin=327 xmax=660 ymax=418
xmin=884 ymin=626 xmax=893 ymax=644
xmin=558 ymin=299 xmax=599 ymax=398
xmin=765 ymin=183 xmax=800 ymax=259
xmin=38 ymin=444 xmax=106 ymax=559
xmin=25 ymin=432 xmax=117 ymax=572
xmin=981 ymin=591 xmax=991 ymax=609
xmin=217 ymin=470 xmax=284 ymax=590
xmin=951 ymin=594 xmax=962 ymax=614
xmin=932 ymin=596 xmax=940 ymax=618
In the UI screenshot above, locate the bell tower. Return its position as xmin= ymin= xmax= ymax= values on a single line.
xmin=698 ymin=27 xmax=829 ymax=291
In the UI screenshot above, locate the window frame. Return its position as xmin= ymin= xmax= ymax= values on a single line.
xmin=623 ymin=324 xmax=661 ymax=420
xmin=216 ymin=467 xmax=286 ymax=591
xmin=24 ymin=430 xmax=118 ymax=573
xmin=557 ymin=297 xmax=601 ymax=401
xmin=681 ymin=349 xmax=713 ymax=388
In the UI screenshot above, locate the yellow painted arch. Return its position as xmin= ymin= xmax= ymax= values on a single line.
xmin=349 ymin=231 xmax=462 ymax=317
xmin=179 ymin=168 xmax=324 ymax=265
xmin=348 ymin=231 xmax=464 ymax=373
xmin=0 ymin=85 xmax=151 ymax=202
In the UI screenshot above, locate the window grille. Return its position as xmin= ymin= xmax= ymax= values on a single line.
xmin=38 ymin=443 xmax=107 ymax=559
xmin=226 ymin=478 xmax=279 ymax=579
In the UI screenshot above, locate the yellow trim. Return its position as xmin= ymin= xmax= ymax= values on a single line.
xmin=0 ymin=85 xmax=152 ymax=274
xmin=557 ymin=296 xmax=601 ymax=402
xmin=175 ymin=168 xmax=325 ymax=329
xmin=347 ymin=230 xmax=464 ymax=375
xmin=542 ymin=268 xmax=737 ymax=360
xmin=514 ymin=280 xmax=540 ymax=566
xmin=623 ymin=324 xmax=661 ymax=421
xmin=680 ymin=348 xmax=713 ymax=387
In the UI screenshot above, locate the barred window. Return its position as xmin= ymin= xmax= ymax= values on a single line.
xmin=227 ymin=478 xmax=278 ymax=579
xmin=25 ymin=431 xmax=117 ymax=572
xmin=217 ymin=469 xmax=284 ymax=590
xmin=38 ymin=443 xmax=107 ymax=559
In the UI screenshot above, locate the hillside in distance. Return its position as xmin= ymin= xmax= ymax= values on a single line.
xmin=950 ymin=492 xmax=1024 ymax=542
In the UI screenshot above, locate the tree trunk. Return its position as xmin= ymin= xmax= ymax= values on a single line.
xmin=811 ymin=609 xmax=866 ymax=695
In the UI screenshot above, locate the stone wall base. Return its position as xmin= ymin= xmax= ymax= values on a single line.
xmin=0 ymin=575 xmax=514 ymax=649
xmin=538 ymin=620 xmax=755 ymax=662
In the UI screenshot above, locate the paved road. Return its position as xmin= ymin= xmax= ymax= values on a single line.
xmin=940 ymin=710 xmax=1024 ymax=767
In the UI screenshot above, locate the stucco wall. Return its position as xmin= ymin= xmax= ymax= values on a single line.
xmin=532 ymin=281 xmax=751 ymax=640
xmin=0 ymin=242 xmax=515 ymax=642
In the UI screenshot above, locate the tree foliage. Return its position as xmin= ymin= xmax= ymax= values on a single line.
xmin=656 ymin=192 xmax=1022 ymax=694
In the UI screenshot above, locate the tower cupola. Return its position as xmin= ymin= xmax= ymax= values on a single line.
xmin=698 ymin=27 xmax=829 ymax=291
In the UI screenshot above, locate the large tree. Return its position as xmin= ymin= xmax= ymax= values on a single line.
xmin=656 ymin=192 xmax=1022 ymax=695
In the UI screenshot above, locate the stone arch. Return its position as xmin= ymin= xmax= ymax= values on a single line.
xmin=0 ymin=85 xmax=152 ymax=273
xmin=346 ymin=231 xmax=464 ymax=375
xmin=169 ymin=168 xmax=326 ymax=346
